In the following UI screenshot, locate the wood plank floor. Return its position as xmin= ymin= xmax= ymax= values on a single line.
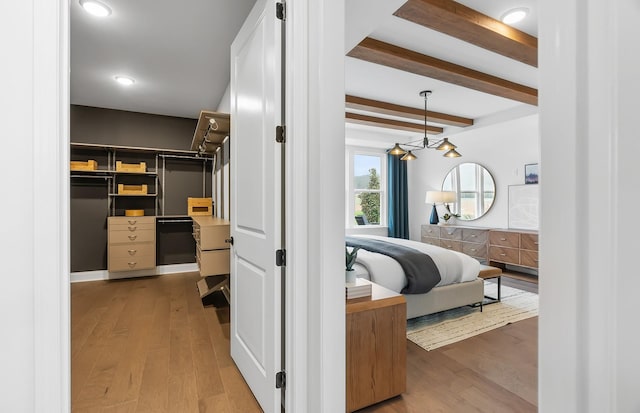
xmin=71 ymin=272 xmax=262 ymax=413
xmin=73 ymin=273 xmax=537 ymax=413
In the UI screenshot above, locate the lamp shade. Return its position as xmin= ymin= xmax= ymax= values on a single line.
xmin=389 ymin=143 xmax=406 ymax=155
xmin=436 ymin=138 xmax=457 ymax=151
xmin=426 ymin=190 xmax=456 ymax=204
xmin=400 ymin=150 xmax=417 ymax=161
xmin=444 ymin=148 xmax=462 ymax=158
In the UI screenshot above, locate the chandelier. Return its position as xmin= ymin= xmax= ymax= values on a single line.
xmin=388 ymin=90 xmax=461 ymax=160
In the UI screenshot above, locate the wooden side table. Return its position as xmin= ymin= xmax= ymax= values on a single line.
xmin=346 ymin=280 xmax=406 ymax=412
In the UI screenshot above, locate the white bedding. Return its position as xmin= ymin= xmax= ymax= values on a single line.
xmin=351 ymin=235 xmax=480 ymax=293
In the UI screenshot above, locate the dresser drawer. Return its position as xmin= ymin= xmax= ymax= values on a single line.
xmin=108 ymin=216 xmax=155 ymax=226
xmin=439 ymin=227 xmax=462 ymax=240
xmin=197 ymin=248 xmax=231 ymax=276
xmin=489 ymin=246 xmax=519 ymax=265
xmin=520 ymin=249 xmax=539 ymax=268
xmin=489 ymin=231 xmax=520 ymax=248
xmin=198 ymin=225 xmax=230 ymax=251
xmin=421 ymin=236 xmax=440 ymax=247
xmin=109 ymin=243 xmax=155 ymax=259
xmin=439 ymin=239 xmax=462 ymax=252
xmin=520 ymin=233 xmax=539 ymax=251
xmin=462 ymin=228 xmax=488 ymax=244
xmin=108 ymin=255 xmax=155 ymax=272
xmin=109 ymin=223 xmax=155 ymax=232
xmin=421 ymin=225 xmax=439 ymax=238
xmin=462 ymin=242 xmax=487 ymax=259
xmin=109 ymin=229 xmax=155 ymax=244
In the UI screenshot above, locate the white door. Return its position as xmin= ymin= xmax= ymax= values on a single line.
xmin=230 ymin=1 xmax=283 ymax=412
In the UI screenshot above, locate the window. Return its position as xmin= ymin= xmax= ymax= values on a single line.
xmin=346 ymin=148 xmax=387 ymax=227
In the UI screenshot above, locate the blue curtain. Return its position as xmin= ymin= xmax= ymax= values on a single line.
xmin=387 ymin=154 xmax=409 ymax=239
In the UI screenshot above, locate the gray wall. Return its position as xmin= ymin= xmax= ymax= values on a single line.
xmin=71 ymin=105 xmax=197 ymax=150
xmin=70 ymin=106 xmax=212 ymax=272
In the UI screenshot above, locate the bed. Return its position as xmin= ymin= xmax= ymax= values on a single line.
xmin=348 ymin=234 xmax=485 ymax=319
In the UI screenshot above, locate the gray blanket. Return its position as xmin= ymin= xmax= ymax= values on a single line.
xmin=345 ymin=236 xmax=441 ymax=294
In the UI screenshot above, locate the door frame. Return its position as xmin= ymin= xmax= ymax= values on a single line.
xmin=35 ymin=0 xmax=640 ymax=411
xmin=284 ymin=1 xmax=346 ymax=411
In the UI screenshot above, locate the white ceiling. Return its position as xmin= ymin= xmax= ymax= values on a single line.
xmin=345 ymin=0 xmax=539 ymax=140
xmin=70 ymin=0 xmax=255 ymax=119
xmin=70 ymin=0 xmax=538 ymax=131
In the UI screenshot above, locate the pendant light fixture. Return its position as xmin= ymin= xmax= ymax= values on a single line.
xmin=388 ymin=91 xmax=461 ymax=160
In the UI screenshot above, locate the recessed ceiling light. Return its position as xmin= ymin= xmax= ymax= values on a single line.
xmin=115 ymin=76 xmax=135 ymax=86
xmin=80 ymin=0 xmax=112 ymax=17
xmin=501 ymin=7 xmax=529 ymax=25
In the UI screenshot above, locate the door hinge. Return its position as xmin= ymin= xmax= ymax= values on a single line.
xmin=276 ymin=370 xmax=286 ymax=389
xmin=276 ymin=125 xmax=286 ymax=143
xmin=276 ymin=2 xmax=285 ymax=21
xmin=276 ymin=249 xmax=286 ymax=267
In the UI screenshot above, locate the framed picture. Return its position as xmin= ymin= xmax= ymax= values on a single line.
xmin=524 ymin=163 xmax=538 ymax=184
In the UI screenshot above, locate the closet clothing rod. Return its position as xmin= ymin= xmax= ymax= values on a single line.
xmin=70 ymin=175 xmax=112 ymax=179
xmin=159 ymin=154 xmax=212 ymax=161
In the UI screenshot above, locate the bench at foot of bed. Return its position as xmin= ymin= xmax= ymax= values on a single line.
xmin=477 ymin=265 xmax=503 ymax=305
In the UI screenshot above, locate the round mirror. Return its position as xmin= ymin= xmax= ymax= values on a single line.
xmin=441 ymin=163 xmax=495 ymax=220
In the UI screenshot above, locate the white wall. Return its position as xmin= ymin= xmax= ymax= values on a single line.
xmin=408 ymin=114 xmax=539 ymax=240
xmin=216 ymin=82 xmax=231 ymax=113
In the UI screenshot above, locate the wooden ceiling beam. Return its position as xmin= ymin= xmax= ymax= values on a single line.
xmin=345 ymin=112 xmax=443 ymax=134
xmin=347 ymin=37 xmax=538 ymax=106
xmin=394 ymin=0 xmax=538 ymax=67
xmin=346 ymin=95 xmax=473 ymax=127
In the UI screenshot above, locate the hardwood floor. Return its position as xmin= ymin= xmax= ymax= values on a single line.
xmin=358 ymin=317 xmax=538 ymax=413
xmin=359 ymin=277 xmax=539 ymax=413
xmin=71 ymin=272 xmax=261 ymax=413
xmin=73 ymin=273 xmax=538 ymax=413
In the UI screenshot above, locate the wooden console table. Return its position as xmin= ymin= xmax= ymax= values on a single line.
xmin=346 ymin=281 xmax=406 ymax=412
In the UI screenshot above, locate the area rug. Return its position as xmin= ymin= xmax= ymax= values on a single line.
xmin=406 ymin=283 xmax=538 ymax=351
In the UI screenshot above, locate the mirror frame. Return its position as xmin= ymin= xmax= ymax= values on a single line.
xmin=441 ymin=162 xmax=496 ymax=221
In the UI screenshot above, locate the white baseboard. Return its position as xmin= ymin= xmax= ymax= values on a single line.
xmin=70 ymin=263 xmax=199 ymax=283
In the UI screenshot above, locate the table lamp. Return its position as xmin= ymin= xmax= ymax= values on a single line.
xmin=425 ymin=191 xmax=457 ymax=225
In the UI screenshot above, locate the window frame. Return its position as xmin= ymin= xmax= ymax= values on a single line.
xmin=345 ymin=147 xmax=388 ymax=228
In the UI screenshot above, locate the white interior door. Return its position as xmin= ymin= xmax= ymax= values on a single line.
xmin=230 ymin=1 xmax=282 ymax=412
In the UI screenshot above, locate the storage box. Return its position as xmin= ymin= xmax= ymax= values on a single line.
xmin=116 ymin=161 xmax=147 ymax=173
xmin=188 ymin=197 xmax=213 ymax=216
xmin=70 ymin=160 xmax=98 ymax=171
xmin=118 ymin=184 xmax=148 ymax=195
xmin=125 ymin=209 xmax=145 ymax=217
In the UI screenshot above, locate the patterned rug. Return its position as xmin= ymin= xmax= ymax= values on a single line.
xmin=406 ymin=283 xmax=538 ymax=351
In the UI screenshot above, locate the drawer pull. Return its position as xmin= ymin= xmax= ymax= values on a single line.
xmin=534 ymin=242 xmax=539 ymax=245
xmin=471 ymin=234 xmax=477 ymax=238
xmin=446 ymin=245 xmax=452 ymax=248
xmin=470 ymin=248 xmax=477 ymax=252
xmin=128 ymin=235 xmax=137 ymax=241
xmin=500 ymin=238 xmax=507 ymax=241
xmin=500 ymin=253 xmax=506 ymax=256
xmin=128 ymin=220 xmax=137 ymax=225
xmin=127 ymin=262 xmax=136 ymax=268
xmin=128 ymin=226 xmax=137 ymax=231
xmin=128 ymin=249 xmax=137 ymax=256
